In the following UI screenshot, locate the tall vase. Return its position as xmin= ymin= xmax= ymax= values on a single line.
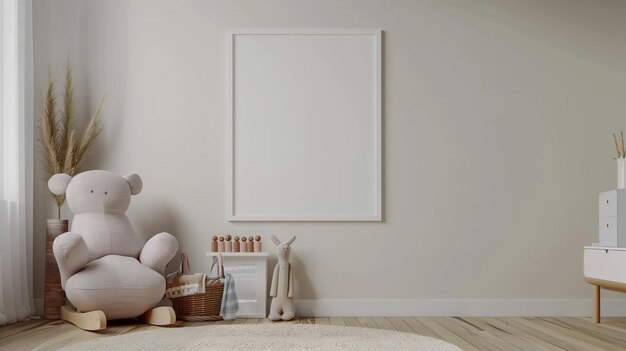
xmin=44 ymin=219 xmax=68 ymax=319
xmin=618 ymin=158 xmax=625 ymax=190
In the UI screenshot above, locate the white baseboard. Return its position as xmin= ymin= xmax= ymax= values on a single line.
xmin=294 ymin=298 xmax=626 ymax=317
xmin=33 ymin=297 xmax=626 ymax=318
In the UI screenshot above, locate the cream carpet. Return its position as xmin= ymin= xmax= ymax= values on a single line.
xmin=60 ymin=324 xmax=462 ymax=351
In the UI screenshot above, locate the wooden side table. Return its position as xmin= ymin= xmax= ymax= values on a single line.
xmin=583 ymin=246 xmax=626 ymax=323
xmin=206 ymin=252 xmax=268 ymax=318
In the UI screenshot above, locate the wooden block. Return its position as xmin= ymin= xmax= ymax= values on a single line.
xmin=225 ymin=235 xmax=233 ymax=252
xmin=254 ymin=235 xmax=262 ymax=252
xmin=234 ymin=236 xmax=240 ymax=252
xmin=211 ymin=235 xmax=218 ymax=252
xmin=218 ymin=236 xmax=225 ymax=252
xmin=241 ymin=237 xmax=248 ymax=252
xmin=247 ymin=236 xmax=254 ymax=252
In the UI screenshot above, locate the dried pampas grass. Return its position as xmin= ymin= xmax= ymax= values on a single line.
xmin=613 ymin=131 xmax=625 ymax=159
xmin=39 ymin=61 xmax=103 ymax=218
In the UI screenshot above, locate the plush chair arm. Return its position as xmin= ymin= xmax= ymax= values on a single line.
xmin=139 ymin=232 xmax=178 ymax=275
xmin=53 ymin=232 xmax=89 ymax=289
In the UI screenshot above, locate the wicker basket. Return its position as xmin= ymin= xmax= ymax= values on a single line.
xmin=170 ymin=254 xmax=225 ymax=321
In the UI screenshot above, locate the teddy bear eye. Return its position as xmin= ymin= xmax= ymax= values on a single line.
xmin=104 ymin=192 xmax=108 ymax=195
xmin=90 ymin=190 xmax=94 ymax=193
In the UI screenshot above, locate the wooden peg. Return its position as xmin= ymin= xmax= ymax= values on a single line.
xmin=233 ymin=236 xmax=240 ymax=252
xmin=247 ymin=236 xmax=254 ymax=252
xmin=211 ymin=235 xmax=218 ymax=252
xmin=240 ymin=237 xmax=248 ymax=252
xmin=254 ymin=235 xmax=262 ymax=252
xmin=225 ymin=235 xmax=233 ymax=252
xmin=218 ymin=236 xmax=225 ymax=252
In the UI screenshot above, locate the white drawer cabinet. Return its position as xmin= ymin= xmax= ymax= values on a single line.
xmin=598 ymin=190 xmax=626 ymax=246
xmin=599 ymin=216 xmax=617 ymax=246
xmin=583 ymin=246 xmax=626 ymax=323
xmin=584 ymin=247 xmax=626 ymax=284
xmin=206 ymin=252 xmax=268 ymax=318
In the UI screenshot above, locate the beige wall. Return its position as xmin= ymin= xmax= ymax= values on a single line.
xmin=33 ymin=0 xmax=626 ymax=313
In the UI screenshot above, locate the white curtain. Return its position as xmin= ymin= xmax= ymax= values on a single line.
xmin=0 ymin=0 xmax=34 ymax=325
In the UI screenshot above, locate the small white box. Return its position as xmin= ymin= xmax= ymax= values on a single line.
xmin=599 ymin=190 xmax=626 ymax=246
xmin=584 ymin=247 xmax=626 ymax=284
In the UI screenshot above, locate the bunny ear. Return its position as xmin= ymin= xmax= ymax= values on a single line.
xmin=286 ymin=236 xmax=296 ymax=246
xmin=271 ymin=235 xmax=281 ymax=245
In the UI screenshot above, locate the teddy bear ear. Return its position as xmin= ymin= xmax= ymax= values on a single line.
xmin=48 ymin=173 xmax=72 ymax=196
xmin=123 ymin=173 xmax=143 ymax=195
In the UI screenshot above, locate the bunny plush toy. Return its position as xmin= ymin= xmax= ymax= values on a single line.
xmin=268 ymin=235 xmax=296 ymax=321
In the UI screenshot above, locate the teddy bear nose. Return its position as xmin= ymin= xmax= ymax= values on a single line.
xmin=104 ymin=191 xmax=108 ymax=195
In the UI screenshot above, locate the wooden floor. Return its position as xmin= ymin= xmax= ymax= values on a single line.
xmin=1 ymin=316 xmax=626 ymax=350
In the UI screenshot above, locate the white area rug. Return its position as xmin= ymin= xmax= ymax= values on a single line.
xmin=60 ymin=324 xmax=461 ymax=351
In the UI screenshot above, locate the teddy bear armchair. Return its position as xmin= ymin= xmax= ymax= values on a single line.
xmin=49 ymin=170 xmax=178 ymax=330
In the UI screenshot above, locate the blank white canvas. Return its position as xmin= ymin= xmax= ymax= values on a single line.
xmin=229 ymin=29 xmax=381 ymax=221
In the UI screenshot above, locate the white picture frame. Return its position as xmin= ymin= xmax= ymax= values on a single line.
xmin=228 ymin=28 xmax=382 ymax=221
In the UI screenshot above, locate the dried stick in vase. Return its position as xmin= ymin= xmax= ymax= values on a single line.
xmin=621 ymin=131 xmax=625 ymax=158
xmin=614 ymin=133 xmax=623 ymax=158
